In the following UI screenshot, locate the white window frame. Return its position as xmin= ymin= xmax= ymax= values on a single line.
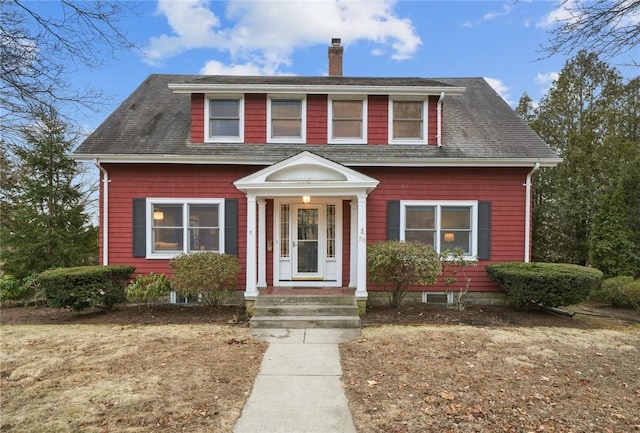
xmin=388 ymin=97 xmax=428 ymax=144
xmin=400 ymin=200 xmax=478 ymax=259
xmin=328 ymin=96 xmax=368 ymax=144
xmin=204 ymin=95 xmax=244 ymax=143
xmin=146 ymin=198 xmax=225 ymax=259
xmin=267 ymin=95 xmax=306 ymax=143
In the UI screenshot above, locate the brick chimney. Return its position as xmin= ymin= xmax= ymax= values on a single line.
xmin=328 ymin=38 xmax=343 ymax=76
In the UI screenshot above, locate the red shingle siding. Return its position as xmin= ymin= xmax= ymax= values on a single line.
xmin=244 ymin=94 xmax=266 ymax=143
xmin=427 ymin=95 xmax=439 ymax=145
xmin=367 ymin=95 xmax=388 ymax=145
xmin=103 ymin=164 xmax=251 ymax=287
xmin=191 ymin=94 xmax=205 ymax=143
xmin=307 ymin=95 xmax=328 ymax=144
xmin=362 ymin=166 xmax=530 ymax=292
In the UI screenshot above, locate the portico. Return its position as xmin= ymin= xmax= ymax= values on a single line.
xmin=234 ymin=151 xmax=379 ymax=303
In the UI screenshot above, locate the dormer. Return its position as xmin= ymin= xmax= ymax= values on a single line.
xmin=168 ymin=40 xmax=465 ymax=147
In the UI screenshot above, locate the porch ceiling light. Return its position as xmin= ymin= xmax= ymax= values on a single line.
xmin=153 ymin=210 xmax=164 ymax=220
xmin=302 ymin=195 xmax=311 ymax=204
xmin=444 ymin=232 xmax=455 ymax=242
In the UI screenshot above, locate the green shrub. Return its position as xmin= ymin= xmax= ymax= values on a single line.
xmin=597 ymin=276 xmax=640 ymax=312
xmin=0 ymin=275 xmax=23 ymax=303
xmin=485 ymin=262 xmax=602 ymax=309
xmin=596 ymin=276 xmax=635 ymax=307
xmin=125 ymin=273 xmax=171 ymax=311
xmin=169 ymin=253 xmax=240 ymax=309
xmin=39 ymin=265 xmax=135 ymax=311
xmin=367 ymin=240 xmax=441 ymax=308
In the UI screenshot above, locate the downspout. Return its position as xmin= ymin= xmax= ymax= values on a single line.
xmin=524 ymin=162 xmax=540 ymax=262
xmin=436 ymin=91 xmax=445 ymax=147
xmin=94 ymin=159 xmax=109 ymax=266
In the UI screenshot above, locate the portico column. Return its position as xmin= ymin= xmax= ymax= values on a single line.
xmin=355 ymin=193 xmax=368 ymax=300
xmin=349 ymin=199 xmax=357 ymax=288
xmin=257 ymin=199 xmax=267 ymax=288
xmin=245 ymin=194 xmax=258 ymax=299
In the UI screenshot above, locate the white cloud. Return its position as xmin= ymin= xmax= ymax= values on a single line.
xmin=199 ymin=60 xmax=265 ymax=76
xmin=144 ymin=0 xmax=422 ymax=73
xmin=535 ymin=71 xmax=559 ymax=94
xmin=484 ymin=77 xmax=513 ymax=106
xmin=537 ymin=0 xmax=582 ymax=29
xmin=483 ymin=3 xmax=514 ymax=21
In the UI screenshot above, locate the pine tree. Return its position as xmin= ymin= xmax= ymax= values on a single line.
xmin=0 ymin=106 xmax=97 ymax=278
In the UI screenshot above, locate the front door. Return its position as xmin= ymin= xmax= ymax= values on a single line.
xmin=292 ymin=205 xmax=324 ymax=280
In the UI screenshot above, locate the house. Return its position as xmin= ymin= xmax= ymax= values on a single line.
xmin=74 ymin=39 xmax=561 ymax=310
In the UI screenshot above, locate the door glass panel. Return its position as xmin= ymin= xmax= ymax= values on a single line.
xmin=297 ymin=208 xmax=318 ymax=273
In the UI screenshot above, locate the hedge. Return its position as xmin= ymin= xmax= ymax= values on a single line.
xmin=485 ymin=262 xmax=602 ymax=308
xmin=39 ymin=265 xmax=135 ymax=311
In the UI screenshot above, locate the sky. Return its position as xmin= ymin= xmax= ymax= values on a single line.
xmin=34 ymin=0 xmax=640 ymax=133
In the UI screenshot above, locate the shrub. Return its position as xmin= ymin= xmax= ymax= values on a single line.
xmin=597 ymin=276 xmax=640 ymax=312
xmin=441 ymin=248 xmax=478 ymax=311
xmin=0 ymin=274 xmax=44 ymax=305
xmin=596 ymin=276 xmax=634 ymax=307
xmin=125 ymin=273 xmax=171 ymax=311
xmin=39 ymin=265 xmax=135 ymax=311
xmin=0 ymin=275 xmax=23 ymax=303
xmin=367 ymin=240 xmax=441 ymax=308
xmin=485 ymin=262 xmax=602 ymax=309
xmin=169 ymin=253 xmax=240 ymax=309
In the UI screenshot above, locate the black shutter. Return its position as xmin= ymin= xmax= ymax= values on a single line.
xmin=225 ymin=198 xmax=238 ymax=256
xmin=132 ymin=198 xmax=146 ymax=258
xmin=478 ymin=201 xmax=491 ymax=260
xmin=387 ymin=200 xmax=400 ymax=240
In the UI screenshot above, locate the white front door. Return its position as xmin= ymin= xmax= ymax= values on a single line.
xmin=292 ymin=205 xmax=324 ymax=280
xmin=275 ymin=200 xmax=341 ymax=286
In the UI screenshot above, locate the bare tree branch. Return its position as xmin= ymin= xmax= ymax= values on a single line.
xmin=542 ymin=0 xmax=640 ymax=63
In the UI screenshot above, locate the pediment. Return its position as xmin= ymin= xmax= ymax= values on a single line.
xmin=234 ymin=151 xmax=378 ymax=195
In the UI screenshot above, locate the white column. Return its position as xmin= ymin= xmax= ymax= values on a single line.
xmin=349 ymin=199 xmax=357 ymax=288
xmin=355 ymin=193 xmax=368 ymax=299
xmin=257 ymin=199 xmax=267 ymax=288
xmin=245 ymin=194 xmax=258 ymax=299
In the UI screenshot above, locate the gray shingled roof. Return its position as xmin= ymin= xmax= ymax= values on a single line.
xmin=74 ymin=74 xmax=560 ymax=166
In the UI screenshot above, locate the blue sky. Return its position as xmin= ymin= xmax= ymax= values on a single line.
xmin=37 ymin=0 xmax=639 ymax=132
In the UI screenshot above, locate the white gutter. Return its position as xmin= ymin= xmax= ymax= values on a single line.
xmin=524 ymin=162 xmax=540 ymax=262
xmin=168 ymin=83 xmax=467 ymax=96
xmin=94 ymin=159 xmax=109 ymax=266
xmin=436 ymin=91 xmax=445 ymax=147
xmin=75 ymin=154 xmax=563 ymax=168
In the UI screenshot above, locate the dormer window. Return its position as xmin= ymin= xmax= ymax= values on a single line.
xmin=267 ymin=97 xmax=306 ymax=143
xmin=205 ymin=96 xmax=244 ymax=143
xmin=389 ymin=98 xmax=427 ymax=144
xmin=328 ymin=97 xmax=367 ymax=144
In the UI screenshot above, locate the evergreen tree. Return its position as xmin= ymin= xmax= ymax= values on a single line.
xmin=588 ymin=179 xmax=636 ymax=278
xmin=529 ymin=51 xmax=638 ymax=265
xmin=0 ymin=106 xmax=97 ymax=279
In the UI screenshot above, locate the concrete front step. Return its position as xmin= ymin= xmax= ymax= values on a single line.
xmin=250 ymin=315 xmax=361 ymax=329
xmin=250 ymin=289 xmax=361 ymax=329
xmin=253 ymin=304 xmax=359 ymax=317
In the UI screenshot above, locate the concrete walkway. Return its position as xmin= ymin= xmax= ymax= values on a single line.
xmin=233 ymin=328 xmax=361 ymax=433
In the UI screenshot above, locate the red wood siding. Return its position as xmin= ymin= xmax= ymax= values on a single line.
xmin=307 ymin=95 xmax=328 ymax=144
xmin=427 ymin=95 xmax=439 ymax=145
xmin=367 ymin=95 xmax=388 ymax=145
xmin=362 ymin=166 xmax=530 ymax=292
xmin=103 ymin=164 xmax=252 ymax=287
xmin=191 ymin=94 xmax=205 ymax=143
xmin=244 ymin=94 xmax=266 ymax=143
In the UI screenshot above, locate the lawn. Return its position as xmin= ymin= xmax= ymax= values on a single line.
xmin=1 ymin=303 xmax=639 ymax=432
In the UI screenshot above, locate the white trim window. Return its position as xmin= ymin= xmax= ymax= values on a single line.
xmin=400 ymin=201 xmax=478 ymax=257
xmin=389 ymin=98 xmax=428 ymax=144
xmin=267 ymin=96 xmax=306 ymax=143
xmin=147 ymin=199 xmax=225 ymax=258
xmin=328 ymin=97 xmax=367 ymax=144
xmin=205 ymin=96 xmax=244 ymax=143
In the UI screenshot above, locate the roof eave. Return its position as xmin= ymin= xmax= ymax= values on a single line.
xmin=74 ymin=153 xmax=562 ymax=168
xmin=168 ymin=83 xmax=467 ymax=96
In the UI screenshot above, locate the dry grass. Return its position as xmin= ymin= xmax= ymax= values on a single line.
xmin=0 ymin=324 xmax=266 ymax=433
xmin=341 ymin=324 xmax=640 ymax=432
